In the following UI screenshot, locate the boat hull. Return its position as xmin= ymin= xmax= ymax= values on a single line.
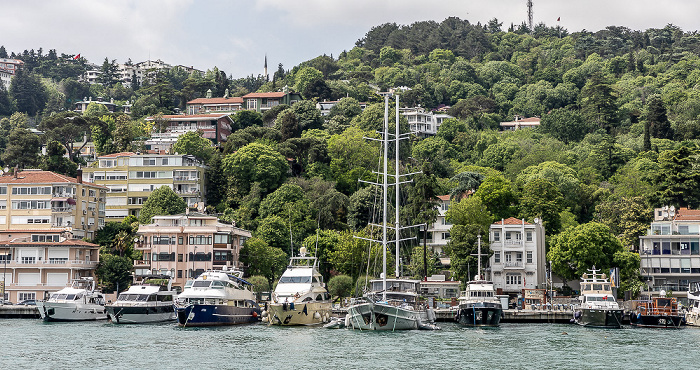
xmin=686 ymin=311 xmax=700 ymax=326
xmin=268 ymin=301 xmax=332 ymax=326
xmin=106 ymin=304 xmax=176 ymax=324
xmin=630 ymin=313 xmax=684 ymax=328
xmin=456 ymin=305 xmax=502 ymax=327
xmin=176 ymin=302 xmax=261 ymax=327
xmin=573 ymin=308 xmax=623 ymax=328
xmin=346 ymin=301 xmax=428 ymax=331
xmin=37 ymin=301 xmax=108 ymax=322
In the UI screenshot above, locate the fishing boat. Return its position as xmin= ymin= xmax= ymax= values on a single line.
xmin=175 ymin=268 xmax=261 ymax=327
xmin=37 ymin=277 xmax=108 ymax=321
xmin=266 ymin=247 xmax=332 ymax=326
xmin=686 ymin=282 xmax=700 ymax=326
xmin=345 ymin=92 xmax=438 ymax=331
xmin=572 ymin=267 xmax=623 ymax=328
xmin=455 ymin=236 xmax=502 ymax=327
xmin=630 ymin=296 xmax=684 ymax=328
xmin=106 ymin=275 xmax=178 ymax=324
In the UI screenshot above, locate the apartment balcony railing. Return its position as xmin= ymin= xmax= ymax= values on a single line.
xmin=51 ymin=207 xmax=73 ymax=212
xmin=5 ymin=259 xmax=98 ymax=268
xmin=175 ymin=189 xmax=200 ymax=195
xmin=503 ymin=262 xmax=524 ymax=268
xmin=173 ymin=176 xmax=199 ymax=182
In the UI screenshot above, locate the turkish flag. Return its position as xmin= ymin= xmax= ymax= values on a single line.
xmin=557 ymin=17 xmax=561 ymax=22
xmin=73 ymin=54 xmax=80 ymax=60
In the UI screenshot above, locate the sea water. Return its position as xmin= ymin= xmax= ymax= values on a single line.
xmin=1 ymin=320 xmax=699 ymax=369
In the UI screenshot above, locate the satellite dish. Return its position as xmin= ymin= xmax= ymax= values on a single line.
xmin=659 ymin=290 xmax=666 ymax=297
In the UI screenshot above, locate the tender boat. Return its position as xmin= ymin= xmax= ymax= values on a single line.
xmin=572 ymin=267 xmax=623 ymax=328
xmin=37 ymin=277 xmax=108 ymax=321
xmin=106 ymin=275 xmax=178 ymax=324
xmin=176 ymin=268 xmax=261 ymax=327
xmin=455 ymin=277 xmax=503 ymax=327
xmin=266 ymin=247 xmax=332 ymax=326
xmin=630 ymin=296 xmax=684 ymax=328
xmin=345 ymin=92 xmax=438 ymax=331
xmin=686 ymin=282 xmax=700 ymax=326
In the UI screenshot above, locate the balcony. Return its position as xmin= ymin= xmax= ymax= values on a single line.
xmin=5 ymin=259 xmax=98 ymax=268
xmin=504 ymin=240 xmax=523 ymax=247
xmin=503 ymin=262 xmax=524 ymax=269
xmin=173 ymin=176 xmax=199 ymax=182
xmin=52 ymin=207 xmax=73 ymax=213
xmin=134 ymin=260 xmax=151 ymax=268
xmin=175 ymin=189 xmax=200 ymax=195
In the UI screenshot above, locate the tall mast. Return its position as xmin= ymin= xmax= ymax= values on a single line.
xmin=382 ymin=93 xmax=389 ymax=300
xmin=395 ymin=94 xmax=400 ymax=278
xmin=477 ymin=234 xmax=482 ymax=279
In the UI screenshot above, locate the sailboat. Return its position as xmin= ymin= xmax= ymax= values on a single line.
xmin=345 ymin=92 xmax=439 ymax=331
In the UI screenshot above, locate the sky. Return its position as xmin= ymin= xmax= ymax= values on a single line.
xmin=2 ymin=0 xmax=700 ymax=78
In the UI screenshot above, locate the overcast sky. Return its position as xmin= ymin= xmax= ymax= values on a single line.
xmin=2 ymin=0 xmax=699 ymax=78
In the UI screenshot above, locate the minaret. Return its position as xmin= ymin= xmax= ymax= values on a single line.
xmin=264 ymin=54 xmax=268 ymax=81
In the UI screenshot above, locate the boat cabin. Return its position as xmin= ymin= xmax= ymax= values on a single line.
xmin=636 ymin=297 xmax=679 ymax=316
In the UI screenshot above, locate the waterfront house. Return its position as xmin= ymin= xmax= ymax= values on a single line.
xmin=242 ymin=91 xmax=302 ymax=113
xmin=144 ymin=113 xmax=234 ymax=153
xmin=639 ymin=206 xmax=700 ymax=297
xmin=135 ymin=212 xmax=251 ymax=290
xmin=488 ymin=217 xmax=546 ymax=296
xmin=499 ymin=115 xmax=541 ymax=131
xmin=81 ymin=152 xmax=206 ymax=222
xmin=401 ymin=107 xmax=453 ymax=137
xmin=186 ymin=96 xmax=244 ymax=115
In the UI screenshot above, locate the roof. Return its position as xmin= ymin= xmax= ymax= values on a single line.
xmin=187 ymin=97 xmax=243 ymax=104
xmin=674 ymin=207 xmax=700 ymax=221
xmin=436 ymin=191 xmax=473 ymax=202
xmin=6 ymin=239 xmax=99 ymax=247
xmin=492 ymin=217 xmax=533 ymax=226
xmin=158 ymin=114 xmax=230 ymax=120
xmin=0 ymin=170 xmax=104 ymax=188
xmin=98 ymin=152 xmax=136 ymax=158
xmin=242 ymin=92 xmax=287 ymax=98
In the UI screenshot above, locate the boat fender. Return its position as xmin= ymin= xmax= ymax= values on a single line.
xmin=252 ymin=311 xmax=258 ymax=318
xmin=574 ymin=311 xmax=582 ymax=319
xmin=261 ymin=310 xmax=268 ymax=318
xmin=314 ymin=312 xmax=321 ymax=320
xmin=637 ymin=313 xmax=641 ymax=320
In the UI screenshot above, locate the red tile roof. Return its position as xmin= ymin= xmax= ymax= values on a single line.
xmin=674 ymin=207 xmax=700 ymax=221
xmin=7 ymin=239 xmax=99 ymax=247
xmin=493 ymin=217 xmax=532 ymax=225
xmin=187 ymin=97 xmax=243 ymax=104
xmin=99 ymin=152 xmax=136 ymax=158
xmin=0 ymin=170 xmax=104 ymax=188
xmin=159 ymin=114 xmax=229 ymax=119
xmin=242 ymin=92 xmax=287 ymax=98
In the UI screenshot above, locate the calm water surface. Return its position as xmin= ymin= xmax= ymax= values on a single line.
xmin=1 ymin=319 xmax=699 ymax=369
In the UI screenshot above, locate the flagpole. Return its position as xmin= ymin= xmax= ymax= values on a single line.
xmin=557 ymin=17 xmax=561 ymax=39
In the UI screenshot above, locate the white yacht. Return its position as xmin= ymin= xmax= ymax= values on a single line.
xmin=106 ymin=275 xmax=178 ymax=324
xmin=345 ymin=92 xmax=438 ymax=331
xmin=455 ymin=277 xmax=503 ymax=327
xmin=572 ymin=267 xmax=623 ymax=328
xmin=176 ymin=268 xmax=261 ymax=326
xmin=37 ymin=277 xmax=108 ymax=321
xmin=685 ymin=282 xmax=700 ymax=326
xmin=266 ymin=247 xmax=332 ymax=326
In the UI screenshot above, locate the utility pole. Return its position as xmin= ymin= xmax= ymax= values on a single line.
xmin=527 ymin=0 xmax=534 ymax=34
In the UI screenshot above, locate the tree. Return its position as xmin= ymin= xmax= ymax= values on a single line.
xmin=547 ymin=222 xmax=625 ymax=283
xmin=246 ymin=275 xmax=270 ymax=295
xmin=171 ymin=131 xmax=214 ymax=161
xmin=293 ymin=67 xmax=324 ymax=97
xmin=95 ymin=254 xmax=133 ymax=293
xmin=595 ymin=195 xmax=653 ymax=250
xmin=1 ymin=128 xmax=42 ymax=168
xmin=540 ymin=109 xmax=592 ymax=144
xmin=474 ymin=175 xmax=517 ymax=220
xmin=239 ymin=237 xmax=288 ymax=287
xmin=97 ymin=58 xmax=119 ymax=87
xmin=328 ymin=97 xmax=362 ymax=120
xmin=39 ymin=111 xmax=90 ymax=162
xmin=519 ymin=178 xmax=564 ymax=235
xmin=653 ymin=145 xmax=700 ymax=208
xmin=580 ymin=72 xmax=618 ymax=133
xmin=292 ymin=100 xmax=323 ymax=131
xmin=139 ymin=186 xmax=187 ymax=224
xmin=645 ymin=95 xmax=673 ymax=139
xmin=42 ymin=141 xmax=78 ymax=176
xmin=445 ymin=197 xmax=494 ymax=282
xmin=450 ymin=171 xmax=484 ymax=200
xmin=9 ymin=68 xmax=47 ymax=116
xmin=327 ymin=127 xmax=380 ymax=194
xmin=222 ymin=142 xmax=289 ymax=200
xmin=275 ymin=109 xmax=300 ymax=140
xmin=327 ymin=275 xmax=353 ymax=299
xmin=232 ymin=110 xmax=263 ymax=131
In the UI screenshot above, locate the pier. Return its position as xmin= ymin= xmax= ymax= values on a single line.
xmin=0 ymin=305 xmax=40 ymax=318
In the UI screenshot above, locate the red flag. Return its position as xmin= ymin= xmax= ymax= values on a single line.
xmin=557 ymin=17 xmax=560 ymax=22
xmin=73 ymin=54 xmax=80 ymax=60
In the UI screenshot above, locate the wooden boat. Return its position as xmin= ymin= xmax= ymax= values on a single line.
xmin=630 ymin=297 xmax=684 ymax=328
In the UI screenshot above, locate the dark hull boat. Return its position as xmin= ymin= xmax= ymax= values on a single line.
xmin=630 ymin=297 xmax=684 ymax=329
xmin=574 ymin=308 xmax=623 ymax=328
xmin=630 ymin=313 xmax=683 ymax=328
xmin=456 ymin=304 xmax=502 ymax=327
xmin=176 ymin=302 xmax=261 ymax=327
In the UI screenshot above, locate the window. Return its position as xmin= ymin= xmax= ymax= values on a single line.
xmin=442 ymin=218 xmax=452 ymax=226
xmin=152 ymin=236 xmax=175 ymax=245
xmin=18 ymin=292 xmax=36 ymax=301
xmin=178 ymin=254 xmax=183 ymax=262
xmin=494 ymin=251 xmax=500 ymax=263
xmin=11 ymin=186 xmax=51 ymax=195
xmin=504 ymin=252 xmax=512 ymax=262
xmin=493 ymin=231 xmax=500 ymax=242
xmin=516 ymin=252 xmax=522 ymax=262
xmin=189 ymin=235 xmax=213 ymax=245
xmin=177 ymin=270 xmax=183 ymax=278
xmin=178 ymin=236 xmax=184 ymax=245
xmin=31 ymin=235 xmax=60 ymax=243
xmin=0 ymin=186 xmax=6 ymax=194
xmin=189 ymin=252 xmax=211 ymax=261
xmin=506 ymin=273 xmax=522 ymax=285
xmin=214 ymin=234 xmax=231 ymax=244
xmin=143 ymin=158 xmax=156 ymax=166
xmin=441 ymin=202 xmax=449 ymax=211
xmin=441 ymin=232 xmax=450 ymax=240
xmin=214 ymin=251 xmax=232 ymax=261
xmin=526 ymin=251 xmax=533 ymax=264
xmin=526 ymin=231 xmax=532 ymax=242
xmin=189 ymin=219 xmax=204 ymax=226
xmin=152 ymin=253 xmax=175 ymax=261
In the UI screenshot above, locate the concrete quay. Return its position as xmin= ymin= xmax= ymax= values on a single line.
xmin=0 ymin=305 xmax=40 ymax=318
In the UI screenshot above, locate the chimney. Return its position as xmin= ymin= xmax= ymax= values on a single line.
xmin=76 ymin=166 xmax=82 ymax=184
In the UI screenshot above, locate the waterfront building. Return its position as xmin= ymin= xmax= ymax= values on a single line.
xmin=499 ymin=115 xmax=541 ymax=131
xmin=81 ymin=152 xmax=206 ymax=222
xmin=426 ymin=195 xmax=453 ymax=258
xmin=418 ymin=275 xmax=460 ymax=300
xmin=639 ymin=206 xmax=700 ymax=297
xmin=0 ymin=238 xmax=100 ymax=303
xmin=0 ymin=58 xmax=24 ymax=87
xmin=242 ymin=91 xmax=303 ymax=113
xmin=134 ymin=212 xmax=251 ymax=290
xmin=315 ymin=100 xmax=369 ymax=116
xmin=401 ymin=107 xmax=453 ymax=137
xmin=488 ymin=217 xmax=546 ymax=296
xmin=74 ymin=97 xmax=118 ymax=113
xmin=186 ymin=96 xmax=244 ymax=115
xmin=0 ymin=170 xmax=107 ymax=241
xmin=144 ymin=114 xmax=234 ymax=153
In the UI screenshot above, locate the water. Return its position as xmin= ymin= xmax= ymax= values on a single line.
xmin=1 ymin=320 xmax=699 ymax=369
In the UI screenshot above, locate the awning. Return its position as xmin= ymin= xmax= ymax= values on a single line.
xmin=51 ymin=197 xmax=69 ymax=202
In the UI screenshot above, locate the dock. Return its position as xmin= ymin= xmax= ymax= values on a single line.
xmin=434 ymin=308 xmax=574 ymax=323
xmin=0 ymin=305 xmax=40 ymax=318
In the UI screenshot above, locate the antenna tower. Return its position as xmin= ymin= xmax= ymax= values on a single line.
xmin=527 ymin=0 xmax=533 ymax=33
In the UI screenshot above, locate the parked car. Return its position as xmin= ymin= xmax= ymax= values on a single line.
xmin=16 ymin=299 xmax=36 ymax=306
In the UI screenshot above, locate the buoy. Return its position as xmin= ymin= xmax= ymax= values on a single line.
xmin=252 ymin=311 xmax=258 ymax=318
xmin=314 ymin=312 xmax=321 ymax=320
xmin=261 ymin=310 xmax=268 ymax=318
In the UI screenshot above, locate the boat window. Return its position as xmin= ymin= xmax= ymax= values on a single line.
xmin=148 ymin=294 xmax=157 ymax=301
xmin=316 ymin=294 xmax=323 ymax=301
xmin=603 ymin=284 xmax=610 ymax=290
xmin=212 ymin=281 xmax=225 ymax=289
xmin=184 ymin=280 xmax=194 ymax=288
xmin=158 ymin=295 xmax=173 ymax=302
xmin=136 ymin=294 xmax=148 ymax=301
xmin=278 ymin=276 xmax=312 ymax=284
xmin=66 ymin=294 xmax=76 ymax=300
xmin=193 ymin=281 xmax=212 ymax=288
xmin=592 ymin=284 xmax=603 ymax=290
xmin=50 ymin=294 xmax=59 ymax=300
xmin=657 ymin=298 xmax=671 ymax=307
xmin=303 ymin=297 xmax=313 ymax=302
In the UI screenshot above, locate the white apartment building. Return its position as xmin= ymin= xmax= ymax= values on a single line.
xmin=401 ymin=108 xmax=452 ymax=137
xmin=639 ymin=206 xmax=700 ymax=297
xmin=488 ymin=217 xmax=546 ymax=296
xmin=0 ymin=58 xmax=24 ymax=87
xmin=426 ymin=195 xmax=453 ymax=258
